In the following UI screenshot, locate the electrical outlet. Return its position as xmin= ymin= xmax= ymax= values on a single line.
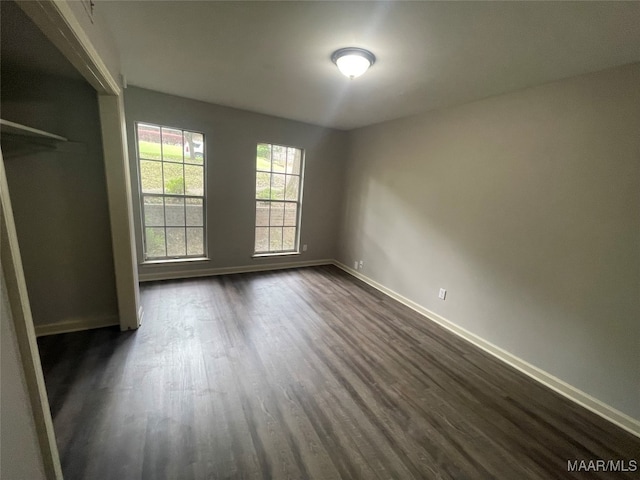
xmin=354 ymin=261 xmax=359 ymax=270
xmin=359 ymin=260 xmax=364 ymax=269
xmin=438 ymin=288 xmax=447 ymax=300
xmin=302 ymin=244 xmax=307 ymax=252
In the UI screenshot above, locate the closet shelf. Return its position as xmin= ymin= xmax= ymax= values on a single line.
xmin=1 ymin=119 xmax=68 ymax=142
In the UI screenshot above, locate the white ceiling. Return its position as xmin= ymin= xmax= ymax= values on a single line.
xmin=100 ymin=1 xmax=640 ymax=130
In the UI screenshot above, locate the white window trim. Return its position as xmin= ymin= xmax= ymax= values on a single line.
xmin=135 ymin=122 xmax=207 ymax=262
xmin=254 ymin=142 xmax=304 ymax=255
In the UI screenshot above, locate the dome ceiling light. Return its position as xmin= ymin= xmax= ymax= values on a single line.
xmin=331 ymin=47 xmax=376 ymax=79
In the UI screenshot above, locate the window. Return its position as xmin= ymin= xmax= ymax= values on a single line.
xmin=255 ymin=143 xmax=304 ymax=254
xmin=136 ymin=122 xmax=205 ymax=260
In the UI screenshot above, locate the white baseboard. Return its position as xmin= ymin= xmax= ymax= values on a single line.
xmin=332 ymin=261 xmax=640 ymax=439
xmin=138 ymin=259 xmax=333 ymax=282
xmin=35 ymin=315 xmax=119 ymax=337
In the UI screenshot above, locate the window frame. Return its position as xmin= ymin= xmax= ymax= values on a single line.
xmin=135 ymin=121 xmax=208 ymax=262
xmin=254 ymin=142 xmax=305 ymax=256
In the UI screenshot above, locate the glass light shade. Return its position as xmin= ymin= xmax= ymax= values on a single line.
xmin=336 ymin=54 xmax=371 ymax=78
xmin=332 ymin=47 xmax=376 ymax=79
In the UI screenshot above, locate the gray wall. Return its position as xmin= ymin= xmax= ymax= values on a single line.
xmin=1 ymin=271 xmax=46 ymax=480
xmin=338 ymin=63 xmax=640 ymax=419
xmin=124 ymin=87 xmax=347 ymax=278
xmin=1 ymin=1 xmax=118 ymax=329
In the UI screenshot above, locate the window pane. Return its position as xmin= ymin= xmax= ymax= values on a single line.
xmin=140 ymin=160 xmax=163 ymax=193
xmin=288 ymin=148 xmax=301 ymax=175
xmin=184 ymin=164 xmax=203 ymax=196
xmin=271 ymin=173 xmax=285 ymax=200
xmin=272 ymin=145 xmax=286 ymax=173
xmin=284 ymin=203 xmax=297 ymax=226
xmin=163 ymin=162 xmax=184 ymax=194
xmin=162 ymin=127 xmax=183 ymax=162
xmin=138 ymin=124 xmax=161 ymax=160
xmin=187 ymin=227 xmax=204 ymax=256
xmin=138 ymin=123 xmax=206 ymax=261
xmin=256 ymin=172 xmax=270 ymax=199
xmin=269 ymin=227 xmax=283 ymax=251
xmin=143 ymin=196 xmax=164 ymax=226
xmin=165 ymin=197 xmax=185 ymax=226
xmin=257 ymin=143 xmax=271 ymax=171
xmin=145 ymin=227 xmax=166 ymax=258
xmin=270 ymin=202 xmax=284 ymax=226
xmin=283 ymin=227 xmax=296 ymax=251
xmin=284 ymin=175 xmax=299 ymax=201
xmin=254 ymin=143 xmax=303 ymax=255
xmin=167 ymin=227 xmax=186 ymax=257
xmin=256 ymin=201 xmax=269 ymax=227
xmin=255 ymin=227 xmax=269 ymax=252
xmin=186 ymin=198 xmax=203 ymax=226
xmin=183 ymin=131 xmax=203 ymax=164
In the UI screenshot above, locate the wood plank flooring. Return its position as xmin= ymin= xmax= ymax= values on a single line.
xmin=38 ymin=265 xmax=639 ymax=479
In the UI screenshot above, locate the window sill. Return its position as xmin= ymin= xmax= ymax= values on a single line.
xmin=142 ymin=257 xmax=209 ymax=267
xmin=252 ymin=252 xmax=301 ymax=259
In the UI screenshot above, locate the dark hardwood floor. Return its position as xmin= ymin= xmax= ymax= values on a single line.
xmin=38 ymin=265 xmax=639 ymax=480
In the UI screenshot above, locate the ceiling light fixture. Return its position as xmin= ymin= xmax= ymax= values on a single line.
xmin=331 ymin=47 xmax=376 ymax=79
